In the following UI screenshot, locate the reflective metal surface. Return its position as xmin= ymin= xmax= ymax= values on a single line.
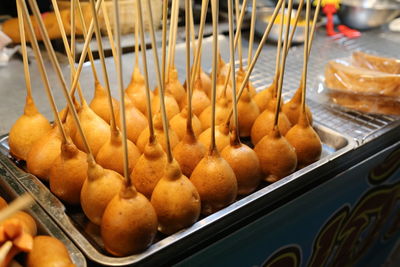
xmin=0 ymin=149 xmax=87 ymax=267
xmin=0 ymin=124 xmax=355 ymax=266
xmin=339 ymin=0 xmax=400 ymax=30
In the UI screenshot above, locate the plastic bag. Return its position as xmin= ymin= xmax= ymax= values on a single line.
xmin=312 ymin=51 xmax=400 ymax=115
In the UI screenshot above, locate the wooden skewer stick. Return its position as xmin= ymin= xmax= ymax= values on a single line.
xmin=220 ymin=0 xmax=248 ymax=97
xmin=161 ymin=0 xmax=168 ymax=86
xmin=286 ymin=0 xmax=304 ymax=55
xmin=0 ymin=194 xmax=33 ymax=222
xmin=228 ymin=0 xmax=239 ymax=137
xmin=143 ymin=0 xmax=173 ymax=163
xmin=16 ymin=0 xmax=32 ymax=101
xmin=189 ymin=0 xmax=209 ymax=90
xmin=60 ymin=0 xmax=104 ymax=123
xmin=247 ymin=0 xmax=257 ymax=68
xmin=136 ymin=0 xmax=155 ymax=142
xmin=185 ymin=0 xmax=193 ymax=132
xmin=135 ymin=1 xmax=141 ymax=69
xmin=235 ymin=0 xmax=244 ymax=70
xmin=166 ymin=0 xmax=179 ymax=78
xmin=170 ymin=0 xmax=180 ymax=70
xmin=0 ymin=241 xmax=13 ymax=264
xmin=23 ymin=0 xmax=95 ymax=160
xmin=301 ymin=0 xmax=311 ymax=113
xmin=189 ymin=0 xmax=196 ymax=55
xmin=50 ymin=0 xmax=86 ymax=104
xmin=101 ymin=2 xmax=118 ymax=65
xmin=210 ymin=0 xmax=218 ymax=153
xmin=89 ymin=0 xmax=118 ymax=131
xmin=70 ymin=0 xmax=76 ymax=82
xmin=16 ymin=0 xmax=68 ymax=143
xmin=271 ymin=2 xmax=285 ymax=98
xmin=75 ymin=0 xmax=99 ymax=82
xmin=224 ymin=0 xmax=284 ymax=124
xmin=296 ymin=0 xmax=322 ymax=86
xmin=112 ymin=0 xmax=130 ymax=183
xmin=273 ymin=0 xmax=294 ymax=127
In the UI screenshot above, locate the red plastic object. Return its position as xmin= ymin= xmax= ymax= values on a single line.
xmin=338 ymin=25 xmax=361 ymax=39
xmin=323 ymin=4 xmax=340 ymax=37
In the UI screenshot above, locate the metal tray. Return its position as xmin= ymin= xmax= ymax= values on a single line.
xmin=0 ymin=150 xmax=87 ymax=267
xmin=0 ymin=123 xmax=355 ymax=266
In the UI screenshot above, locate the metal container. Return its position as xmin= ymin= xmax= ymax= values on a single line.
xmin=339 ymin=0 xmax=400 ymax=30
xmin=0 ymin=153 xmax=87 ymax=267
xmin=255 ymin=7 xmax=309 ymax=44
xmin=0 ymin=124 xmax=355 ymax=266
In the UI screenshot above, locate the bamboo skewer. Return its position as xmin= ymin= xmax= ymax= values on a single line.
xmin=189 ymin=0 xmax=209 ymax=90
xmin=220 ymin=0 xmax=248 ymax=97
xmin=89 ymin=0 xmax=118 ymax=131
xmin=137 ymin=0 xmax=155 ymax=141
xmin=101 ymin=2 xmax=118 ymax=64
xmin=272 ymin=2 xmax=285 ymax=98
xmin=23 ymin=0 xmax=95 ymax=160
xmin=75 ymin=0 xmax=99 ymax=82
xmin=135 ymin=2 xmax=141 ymax=69
xmin=60 ymin=0 xmax=104 ymax=123
xmin=0 ymin=194 xmax=33 ymax=222
xmin=167 ymin=0 xmax=179 ymax=77
xmin=247 ymin=0 xmax=257 ymax=67
xmin=16 ymin=0 xmax=68 ymax=143
xmin=112 ymin=0 xmax=130 ymax=182
xmin=189 ymin=0 xmax=196 ymax=56
xmin=301 ymin=0 xmax=311 ymax=114
xmin=16 ymin=0 xmax=32 ymax=101
xmin=235 ymin=0 xmax=244 ymax=70
xmin=273 ymin=1 xmax=292 ymax=127
xmin=70 ymin=0 xmax=76 ymax=84
xmin=170 ymin=0 xmax=180 ymax=71
xmin=50 ymin=0 xmax=86 ymax=104
xmin=161 ymin=0 xmax=168 ymax=86
xmin=224 ymin=0 xmax=284 ymax=124
xmin=185 ymin=0 xmax=193 ymax=132
xmin=144 ymin=0 xmax=173 ymax=163
xmin=210 ymin=0 xmax=218 ymax=153
xmin=228 ymin=0 xmax=239 ymax=137
xmin=0 ymin=241 xmax=13 ymax=264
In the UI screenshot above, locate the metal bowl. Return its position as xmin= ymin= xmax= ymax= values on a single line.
xmin=255 ymin=7 xmax=308 ymax=44
xmin=338 ymin=0 xmax=400 ymax=30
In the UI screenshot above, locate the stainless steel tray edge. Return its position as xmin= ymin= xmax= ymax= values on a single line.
xmin=0 ymin=154 xmax=87 ymax=267
xmin=0 ymin=123 xmax=356 ymax=266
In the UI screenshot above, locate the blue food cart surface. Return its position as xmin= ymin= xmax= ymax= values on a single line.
xmin=0 ymin=19 xmax=399 ymax=267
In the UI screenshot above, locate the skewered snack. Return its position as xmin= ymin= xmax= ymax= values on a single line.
xmin=26 ymin=126 xmax=62 ymax=181
xmin=253 ymin=82 xmax=275 ymax=112
xmin=191 ymin=0 xmax=237 ymax=215
xmin=126 ymin=67 xmax=153 ymax=116
xmin=8 ymin=2 xmax=52 ymax=162
xmin=173 ymin=0 xmax=207 ymax=178
xmin=191 ymin=78 xmax=211 ymax=116
xmin=282 ymin=0 xmax=320 ymax=125
xmin=96 ymin=129 xmax=141 ymax=175
xmin=170 ymin=107 xmax=203 ymax=139
xmin=0 ymin=198 xmax=7 ymax=210
xmin=198 ymin=122 xmax=230 ymax=152
xmin=72 ymin=101 xmax=110 ymax=156
xmin=125 ymin=16 xmax=154 ymax=116
xmin=286 ymin=0 xmax=322 ymax=169
xmin=116 ymin=96 xmax=148 ymax=144
xmin=282 ymin=84 xmax=313 ymax=125
xmin=352 ymin=51 xmax=400 ymax=74
xmin=199 ymin=95 xmax=230 ymax=130
xmin=221 ymin=3 xmax=261 ymax=195
xmin=255 ymin=0 xmax=298 ymax=182
xmin=162 ymin=66 xmax=187 ymax=108
xmin=101 ymin=0 xmax=158 ymax=254
xmin=137 ymin=113 xmax=179 ymax=153
xmin=151 ymin=92 xmax=181 ymax=120
xmin=237 ymin=85 xmax=260 ymax=137
xmin=89 ymin=81 xmax=120 ymax=123
xmin=250 ymin=97 xmax=292 ymax=145
xmin=131 ymin=139 xmax=167 ymax=198
xmin=49 ymin=141 xmax=88 ymax=205
xmin=26 ymin=236 xmax=75 ymax=267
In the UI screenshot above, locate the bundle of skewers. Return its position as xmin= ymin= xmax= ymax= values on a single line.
xmin=7 ymin=0 xmax=323 ymax=256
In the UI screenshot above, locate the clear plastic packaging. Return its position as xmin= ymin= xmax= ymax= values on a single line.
xmin=313 ymin=51 xmax=400 ymax=116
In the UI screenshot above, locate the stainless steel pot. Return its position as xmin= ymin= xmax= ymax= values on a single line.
xmin=339 ymin=0 xmax=400 ymax=30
